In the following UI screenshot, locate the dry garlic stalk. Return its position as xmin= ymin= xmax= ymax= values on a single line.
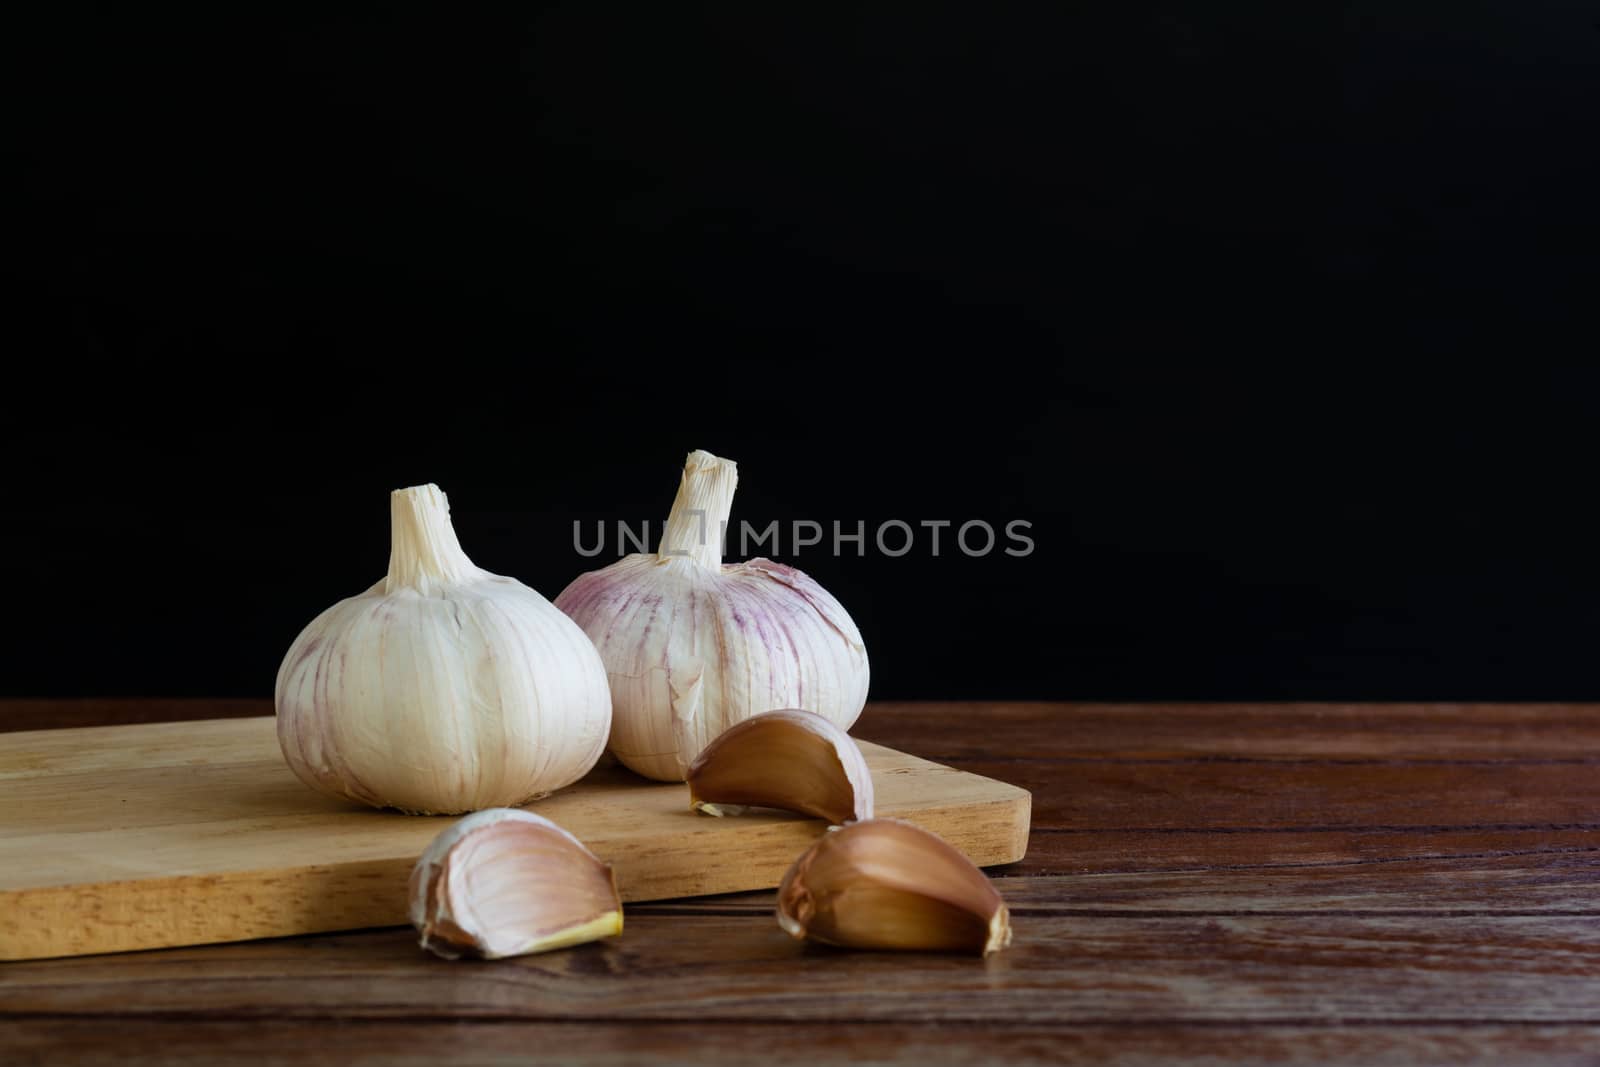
xmin=777 ymin=819 xmax=1013 ymax=956
xmin=686 ymin=708 xmax=873 ymax=824
xmin=410 ymin=809 xmax=622 ymax=959
xmin=276 ymin=484 xmax=612 ymax=814
xmin=555 ymin=450 xmax=870 ymax=781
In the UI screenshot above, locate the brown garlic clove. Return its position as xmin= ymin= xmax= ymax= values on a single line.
xmin=776 ymin=818 xmax=1012 ymax=956
xmin=409 ymin=809 xmax=622 ymax=960
xmin=685 ymin=708 xmax=874 ymax=824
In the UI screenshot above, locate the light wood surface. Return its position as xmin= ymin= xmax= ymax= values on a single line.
xmin=0 ymin=716 xmax=1031 ymax=960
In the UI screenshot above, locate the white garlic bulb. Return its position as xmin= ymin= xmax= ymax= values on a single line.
xmin=276 ymin=484 xmax=612 ymax=814
xmin=554 ymin=450 xmax=869 ymax=781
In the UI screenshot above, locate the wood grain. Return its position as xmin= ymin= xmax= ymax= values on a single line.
xmin=10 ymin=1020 xmax=1600 ymax=1067
xmin=953 ymin=758 xmax=1600 ymax=829
xmin=8 ymin=1020 xmax=1600 ymax=1067
xmin=858 ymin=701 xmax=1600 ymax=760
xmin=5 ymin=700 xmax=1600 ymax=1066
xmin=0 ymin=716 xmax=1027 ymax=960
xmin=8 ymin=914 xmax=1600 ymax=1023
xmin=1012 ymin=826 xmax=1600 ymax=876
xmin=7 ymin=871 xmax=1600 ymax=1022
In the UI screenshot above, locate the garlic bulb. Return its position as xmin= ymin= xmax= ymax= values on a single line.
xmin=276 ymin=484 xmax=612 ymax=814
xmin=554 ymin=450 xmax=870 ymax=781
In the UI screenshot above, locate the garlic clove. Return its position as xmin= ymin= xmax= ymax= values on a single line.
xmin=775 ymin=818 xmax=1012 ymax=956
xmin=409 ymin=809 xmax=622 ymax=960
xmin=685 ymin=709 xmax=873 ymax=824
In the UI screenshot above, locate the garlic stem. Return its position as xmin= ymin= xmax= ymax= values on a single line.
xmin=658 ymin=450 xmax=738 ymax=569
xmin=385 ymin=484 xmax=478 ymax=595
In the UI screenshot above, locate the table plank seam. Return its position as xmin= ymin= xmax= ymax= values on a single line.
xmin=922 ymin=755 xmax=1600 ymax=766
xmin=1030 ymin=824 xmax=1600 ymax=835
xmin=9 ymin=1011 xmax=1600 ymax=1028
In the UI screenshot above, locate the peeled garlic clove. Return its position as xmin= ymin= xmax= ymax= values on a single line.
xmin=409 ymin=809 xmax=622 ymax=960
xmin=555 ymin=450 xmax=871 ymax=782
xmin=776 ymin=818 xmax=1012 ymax=956
xmin=276 ymin=484 xmax=612 ymax=814
xmin=685 ymin=709 xmax=873 ymax=824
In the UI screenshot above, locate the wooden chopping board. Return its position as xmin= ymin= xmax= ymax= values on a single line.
xmin=0 ymin=717 xmax=1031 ymax=960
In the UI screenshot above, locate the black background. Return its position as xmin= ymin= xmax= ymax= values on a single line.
xmin=7 ymin=6 xmax=1598 ymax=700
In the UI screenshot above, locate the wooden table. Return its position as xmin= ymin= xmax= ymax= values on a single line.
xmin=3 ymin=700 xmax=1598 ymax=1065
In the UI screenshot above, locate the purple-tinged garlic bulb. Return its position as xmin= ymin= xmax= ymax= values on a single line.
xmin=555 ymin=451 xmax=870 ymax=781
xmin=276 ymin=484 xmax=612 ymax=814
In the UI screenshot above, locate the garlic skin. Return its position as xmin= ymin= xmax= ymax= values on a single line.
xmin=410 ymin=808 xmax=622 ymax=960
xmin=686 ymin=708 xmax=874 ymax=824
xmin=554 ymin=451 xmax=870 ymax=782
xmin=276 ymin=484 xmax=612 ymax=814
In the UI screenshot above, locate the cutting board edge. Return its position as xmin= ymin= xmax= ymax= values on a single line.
xmin=0 ymin=772 xmax=1031 ymax=961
